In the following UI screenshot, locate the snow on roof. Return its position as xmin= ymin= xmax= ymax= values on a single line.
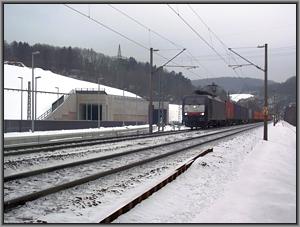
xmin=230 ymin=94 xmax=254 ymax=102
xmin=4 ymin=65 xmax=141 ymax=120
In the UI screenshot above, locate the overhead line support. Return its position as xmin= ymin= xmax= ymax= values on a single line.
xmin=228 ymin=45 xmax=268 ymax=141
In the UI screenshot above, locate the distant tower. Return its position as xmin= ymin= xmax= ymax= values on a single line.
xmin=117 ymin=44 xmax=122 ymax=59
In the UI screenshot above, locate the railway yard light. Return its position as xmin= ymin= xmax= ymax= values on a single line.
xmin=135 ymin=94 xmax=138 ymax=126
xmin=35 ymin=76 xmax=41 ymax=120
xmin=17 ymin=76 xmax=23 ymax=121
xmin=122 ymin=88 xmax=125 ymax=127
xmin=98 ymin=77 xmax=104 ymax=128
xmin=55 ymin=87 xmax=59 ymax=99
xmin=149 ymin=48 xmax=188 ymax=133
xmin=149 ymin=48 xmax=159 ymax=134
xmin=31 ymin=51 xmax=40 ymax=132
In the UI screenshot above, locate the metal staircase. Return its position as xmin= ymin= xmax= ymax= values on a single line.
xmin=37 ymin=90 xmax=75 ymax=120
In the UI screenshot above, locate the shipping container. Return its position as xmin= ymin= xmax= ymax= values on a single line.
xmin=225 ymin=100 xmax=234 ymax=119
xmin=253 ymin=111 xmax=264 ymax=121
xmin=233 ymin=103 xmax=241 ymax=120
xmin=233 ymin=103 xmax=248 ymax=122
xmin=248 ymin=109 xmax=253 ymax=121
xmin=208 ymin=98 xmax=226 ymax=120
xmin=241 ymin=106 xmax=248 ymax=121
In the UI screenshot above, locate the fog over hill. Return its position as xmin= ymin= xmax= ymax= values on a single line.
xmin=192 ymin=77 xmax=277 ymax=94
xmin=192 ymin=76 xmax=296 ymax=115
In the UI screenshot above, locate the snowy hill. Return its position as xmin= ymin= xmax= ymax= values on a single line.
xmin=4 ymin=65 xmax=140 ymax=120
xmin=4 ymin=64 xmax=183 ymax=123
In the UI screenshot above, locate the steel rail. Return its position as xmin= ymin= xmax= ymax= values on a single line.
xmin=4 ymin=123 xmax=259 ymax=182
xmin=99 ymin=148 xmax=214 ymax=223
xmin=4 ymin=123 xmax=257 ymax=156
xmin=4 ymin=129 xmax=190 ymax=156
xmin=4 ymin=123 xmax=261 ymax=211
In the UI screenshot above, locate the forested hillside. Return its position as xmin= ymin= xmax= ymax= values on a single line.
xmin=4 ymin=41 xmax=195 ymax=104
xmin=259 ymin=76 xmax=296 ymax=114
xmin=4 ymin=41 xmax=295 ymax=110
xmin=192 ymin=75 xmax=296 ymax=114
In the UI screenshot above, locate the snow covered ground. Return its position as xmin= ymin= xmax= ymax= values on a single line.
xmin=4 ymin=121 xmax=296 ymax=223
xmin=4 ymin=124 xmax=149 ymax=138
xmin=114 ymin=121 xmax=296 ymax=223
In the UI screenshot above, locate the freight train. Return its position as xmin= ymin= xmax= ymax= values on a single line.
xmin=182 ymin=89 xmax=268 ymax=129
xmin=283 ymin=103 xmax=296 ymax=126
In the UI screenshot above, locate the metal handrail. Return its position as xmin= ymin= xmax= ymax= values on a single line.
xmin=37 ymin=89 xmax=75 ymax=120
xmin=37 ymin=108 xmax=52 ymax=120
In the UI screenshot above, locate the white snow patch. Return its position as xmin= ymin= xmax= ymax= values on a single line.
xmin=4 ymin=124 xmax=148 ymax=138
xmin=4 ymin=64 xmax=141 ymax=120
xmin=230 ymin=94 xmax=254 ymax=102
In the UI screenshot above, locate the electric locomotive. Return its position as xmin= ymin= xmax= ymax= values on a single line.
xmin=182 ymin=91 xmax=226 ymax=129
xmin=182 ymin=83 xmax=268 ymax=129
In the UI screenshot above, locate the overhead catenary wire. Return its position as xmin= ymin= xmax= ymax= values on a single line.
xmin=188 ymin=5 xmax=229 ymax=50
xmin=108 ymin=4 xmax=186 ymax=51
xmin=65 ymin=4 xmax=206 ymax=81
xmin=64 ymin=4 xmax=149 ymax=51
xmin=184 ymin=48 xmax=296 ymax=61
xmin=65 ymin=4 xmax=199 ymax=80
xmin=169 ymin=4 xmax=244 ymax=80
xmin=107 ymin=4 xmax=214 ymax=79
xmin=228 ymin=46 xmax=261 ymax=49
xmin=187 ymin=4 xmax=245 ymax=78
xmin=168 ymin=4 xmax=229 ymax=67
xmin=185 ymin=4 xmax=259 ymax=102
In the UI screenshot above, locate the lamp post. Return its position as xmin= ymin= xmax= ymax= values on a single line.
xmin=149 ymin=48 xmax=186 ymax=133
xmin=98 ymin=77 xmax=104 ymax=128
xmin=135 ymin=94 xmax=138 ymax=126
xmin=35 ymin=76 xmax=41 ymax=120
xmin=17 ymin=76 xmax=23 ymax=121
xmin=149 ymin=48 xmax=159 ymax=133
xmin=31 ymin=51 xmax=40 ymax=132
xmin=122 ymin=88 xmax=125 ymax=127
xmin=55 ymin=87 xmax=59 ymax=99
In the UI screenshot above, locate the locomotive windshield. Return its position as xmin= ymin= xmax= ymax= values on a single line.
xmin=183 ymin=96 xmax=205 ymax=105
xmin=184 ymin=104 xmax=205 ymax=113
xmin=183 ymin=96 xmax=206 ymax=114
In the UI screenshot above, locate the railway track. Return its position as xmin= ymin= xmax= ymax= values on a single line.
xmin=4 ymin=123 xmax=257 ymax=156
xmin=4 ymin=124 xmax=256 ymax=175
xmin=99 ymin=148 xmax=214 ymax=223
xmin=4 ymin=123 xmax=262 ymax=211
xmin=4 ymin=123 xmax=256 ymax=182
xmin=4 ymin=129 xmax=191 ymax=156
xmin=4 ymin=129 xmax=210 ymax=172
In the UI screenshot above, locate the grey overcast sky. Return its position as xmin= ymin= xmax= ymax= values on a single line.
xmin=4 ymin=3 xmax=297 ymax=82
